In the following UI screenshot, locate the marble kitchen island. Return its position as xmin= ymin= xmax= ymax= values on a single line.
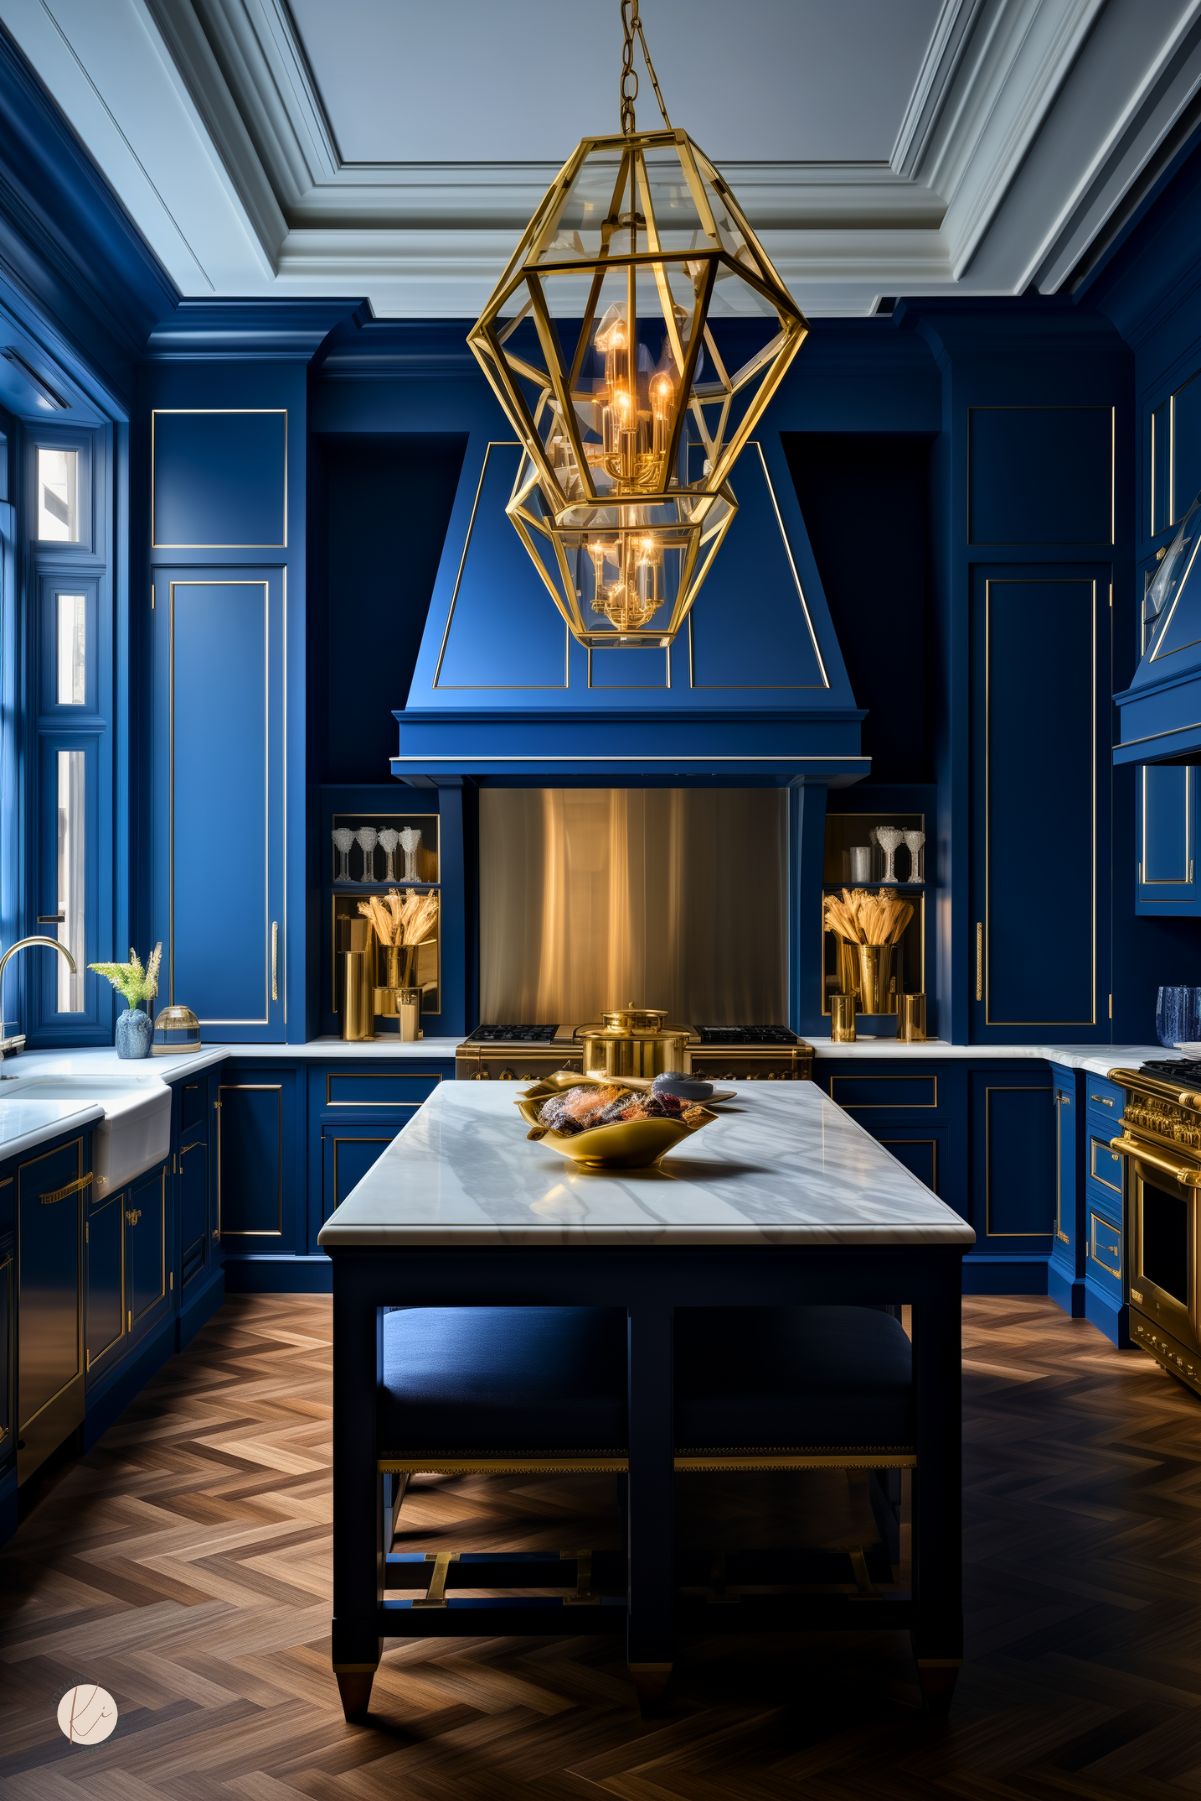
xmin=319 ymin=1081 xmax=975 ymax=1715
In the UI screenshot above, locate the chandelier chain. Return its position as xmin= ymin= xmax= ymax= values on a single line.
xmin=619 ymin=0 xmax=672 ymax=136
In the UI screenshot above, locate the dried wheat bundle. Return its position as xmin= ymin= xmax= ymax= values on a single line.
xmin=822 ymin=886 xmax=913 ymax=947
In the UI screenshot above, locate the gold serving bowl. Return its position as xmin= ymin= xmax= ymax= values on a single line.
xmin=515 ymin=1070 xmax=716 ymax=1171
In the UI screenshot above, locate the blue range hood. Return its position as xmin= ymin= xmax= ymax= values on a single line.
xmin=1116 ymin=494 xmax=1201 ymax=764
xmin=392 ymin=434 xmax=866 ymax=787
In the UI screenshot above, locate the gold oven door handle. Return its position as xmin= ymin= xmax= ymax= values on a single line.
xmin=1109 ymin=1135 xmax=1201 ymax=1189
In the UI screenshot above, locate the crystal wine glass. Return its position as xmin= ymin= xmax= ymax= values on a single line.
xmin=378 ymin=829 xmax=400 ymax=883
xmin=356 ymin=825 xmax=379 ymax=884
xmin=399 ymin=826 xmax=422 ymax=884
xmin=902 ymin=829 xmax=925 ymax=883
xmin=332 ymin=827 xmax=355 ymax=883
xmin=874 ymin=825 xmax=905 ymax=885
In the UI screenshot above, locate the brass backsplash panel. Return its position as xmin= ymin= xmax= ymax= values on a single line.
xmin=479 ymin=789 xmax=788 ymax=1026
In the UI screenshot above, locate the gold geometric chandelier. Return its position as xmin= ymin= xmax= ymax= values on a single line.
xmin=468 ymin=0 xmax=808 ymax=648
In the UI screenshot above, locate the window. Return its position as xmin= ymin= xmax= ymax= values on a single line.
xmin=37 ymin=445 xmax=80 ymax=541
xmin=55 ymin=748 xmax=85 ymax=1011
xmin=56 ymin=592 xmax=86 ymax=705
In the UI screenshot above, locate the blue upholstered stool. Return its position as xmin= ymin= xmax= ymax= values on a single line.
xmin=378 ymin=1302 xmax=914 ymax=1474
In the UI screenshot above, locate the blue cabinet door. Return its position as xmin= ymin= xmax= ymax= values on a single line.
xmin=151 ymin=570 xmax=285 ymax=1040
xmin=126 ymin=1165 xmax=170 ymax=1346
xmin=971 ymin=571 xmax=1109 ymax=1040
xmin=970 ymin=1073 xmax=1055 ymax=1255
xmin=1049 ymin=1072 xmax=1081 ymax=1305
xmin=320 ymin=1129 xmax=394 ymax=1238
xmin=177 ymin=1138 xmax=211 ymax=1292
xmin=85 ymin=1190 xmax=126 ymax=1380
xmin=1136 ymin=764 xmax=1201 ymax=914
xmin=0 ymin=1233 xmax=12 ymax=1474
xmin=17 ymin=1136 xmax=86 ymax=1480
xmin=215 ymin=1068 xmax=303 ymax=1256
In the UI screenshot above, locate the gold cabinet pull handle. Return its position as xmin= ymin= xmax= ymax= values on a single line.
xmin=1109 ymin=1134 xmax=1201 ymax=1188
xmin=39 ymin=1172 xmax=92 ymax=1205
xmin=975 ymin=921 xmax=984 ymax=1003
xmin=271 ymin=920 xmax=279 ymax=1003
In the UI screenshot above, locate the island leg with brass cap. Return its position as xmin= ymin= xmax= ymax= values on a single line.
xmin=626 ymin=1297 xmax=674 ymax=1710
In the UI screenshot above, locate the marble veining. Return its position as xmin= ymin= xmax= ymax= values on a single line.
xmin=318 ymin=1080 xmax=977 ymax=1248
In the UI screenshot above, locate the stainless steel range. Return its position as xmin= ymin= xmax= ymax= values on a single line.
xmin=455 ymin=1024 xmax=813 ymax=1083
xmin=1110 ymin=1056 xmax=1201 ymax=1394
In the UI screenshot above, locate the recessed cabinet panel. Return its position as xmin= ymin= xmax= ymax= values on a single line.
xmin=85 ymin=1191 xmax=125 ymax=1379
xmin=878 ymin=1137 xmax=939 ymax=1193
xmin=155 ymin=572 xmax=285 ymax=1037
xmin=972 ymin=573 xmax=1106 ymax=1038
xmin=1171 ymin=373 xmax=1201 ymax=528
xmin=178 ymin=1139 xmax=210 ymax=1290
xmin=968 ymin=407 xmax=1113 ymax=545
xmin=127 ymin=1167 xmax=168 ymax=1339
xmin=321 ymin=1130 xmax=393 ymax=1230
xmin=1136 ymin=764 xmax=1201 ymax=914
xmin=17 ymin=1138 xmax=84 ymax=1478
xmin=1051 ymin=1076 xmax=1079 ymax=1283
xmin=971 ymin=1076 xmax=1055 ymax=1252
xmin=152 ymin=411 xmax=286 ymax=549
xmin=216 ymin=1071 xmax=303 ymax=1254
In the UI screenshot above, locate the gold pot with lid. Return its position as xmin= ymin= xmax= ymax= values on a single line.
xmin=575 ymin=1004 xmax=694 ymax=1082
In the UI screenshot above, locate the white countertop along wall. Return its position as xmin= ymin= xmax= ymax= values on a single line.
xmin=318 ymin=1081 xmax=977 ymax=1249
xmin=807 ymin=1039 xmax=1165 ymax=1078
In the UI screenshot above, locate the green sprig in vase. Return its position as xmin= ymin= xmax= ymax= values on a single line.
xmin=88 ymin=943 xmax=163 ymax=1059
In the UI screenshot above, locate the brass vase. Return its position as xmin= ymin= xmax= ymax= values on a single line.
xmin=855 ymin=943 xmax=897 ymax=1015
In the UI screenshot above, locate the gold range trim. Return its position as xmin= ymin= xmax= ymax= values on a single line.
xmin=433 ymin=441 xmax=570 ymax=691
xmin=151 ymin=409 xmax=288 ymax=549
xmin=983 ymin=578 xmax=1097 ymax=1027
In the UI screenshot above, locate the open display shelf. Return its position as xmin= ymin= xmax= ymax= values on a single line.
xmin=821 ymin=809 xmax=927 ymax=1021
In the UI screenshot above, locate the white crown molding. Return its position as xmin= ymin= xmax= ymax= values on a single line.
xmin=4 ymin=0 xmax=1201 ymax=318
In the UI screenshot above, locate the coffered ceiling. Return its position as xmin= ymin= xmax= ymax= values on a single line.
xmin=3 ymin=0 xmax=1201 ymax=317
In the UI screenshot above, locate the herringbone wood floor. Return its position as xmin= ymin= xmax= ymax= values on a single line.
xmin=4 ymin=1295 xmax=1201 ymax=1799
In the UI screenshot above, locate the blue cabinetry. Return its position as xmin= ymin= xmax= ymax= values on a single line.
xmin=17 ymin=1133 xmax=87 ymax=1481
xmin=85 ymin=1186 xmax=125 ymax=1379
xmin=968 ymin=1072 xmax=1055 ymax=1265
xmin=215 ymin=1066 xmax=304 ymax=1259
xmin=1048 ymin=1066 xmax=1082 ymax=1315
xmin=151 ymin=570 xmax=285 ymax=1040
xmin=1136 ymin=763 xmax=1201 ymax=913
xmin=307 ymin=1061 xmax=450 ymax=1251
xmin=971 ymin=571 xmax=1110 ymax=1040
xmin=813 ymin=1060 xmax=965 ymax=1235
xmin=1082 ymin=1073 xmax=1127 ymax=1343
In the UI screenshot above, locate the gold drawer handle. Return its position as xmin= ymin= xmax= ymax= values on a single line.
xmin=1090 ymin=1093 xmax=1115 ymax=1108
xmin=39 ymin=1172 xmax=92 ymax=1205
xmin=1110 ymin=1134 xmax=1201 ymax=1187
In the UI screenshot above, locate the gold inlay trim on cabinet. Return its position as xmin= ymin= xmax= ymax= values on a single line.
xmin=151 ymin=409 xmax=288 ymax=549
xmin=983 ymin=578 xmax=1097 ymax=1027
xmin=1090 ymin=1137 xmax=1122 ymax=1194
xmin=216 ymin=1084 xmax=284 ymax=1236
xmin=325 ymin=1072 xmax=442 ymax=1108
xmin=985 ymin=1085 xmax=1054 ymax=1238
xmin=687 ymin=441 xmax=830 ymax=690
xmin=879 ymin=1138 xmax=939 ymax=1191
xmin=828 ymin=1074 xmax=938 ymax=1110
xmin=433 ymin=442 xmax=570 ymax=691
xmin=169 ymin=580 xmax=272 ymax=1027
xmin=1140 ymin=765 xmax=1192 ymax=886
xmin=86 ymin=1190 xmax=126 ymax=1371
xmin=1089 ymin=1211 xmax=1121 ymax=1279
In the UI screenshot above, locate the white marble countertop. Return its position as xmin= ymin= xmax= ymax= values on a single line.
xmin=318 ymin=1081 xmax=977 ymax=1249
xmin=0 ymin=1095 xmax=104 ymax=1166
xmin=807 ymin=1038 xmax=1164 ymax=1078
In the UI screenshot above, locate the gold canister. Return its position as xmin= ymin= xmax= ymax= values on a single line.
xmin=830 ymin=993 xmax=857 ymax=1042
xmin=341 ymin=949 xmax=374 ymax=1042
xmin=576 ymin=1004 xmax=693 ymax=1082
xmin=897 ymin=993 xmax=927 ymax=1042
xmin=398 ymin=987 xmax=421 ymax=1043
xmin=855 ymin=943 xmax=897 ymax=1015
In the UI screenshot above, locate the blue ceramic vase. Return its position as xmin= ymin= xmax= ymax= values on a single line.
xmin=115 ymin=1005 xmax=153 ymax=1059
xmin=1155 ymin=985 xmax=1201 ymax=1047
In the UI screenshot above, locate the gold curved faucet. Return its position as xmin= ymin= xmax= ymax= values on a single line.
xmin=0 ymin=936 xmax=78 ymax=1057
